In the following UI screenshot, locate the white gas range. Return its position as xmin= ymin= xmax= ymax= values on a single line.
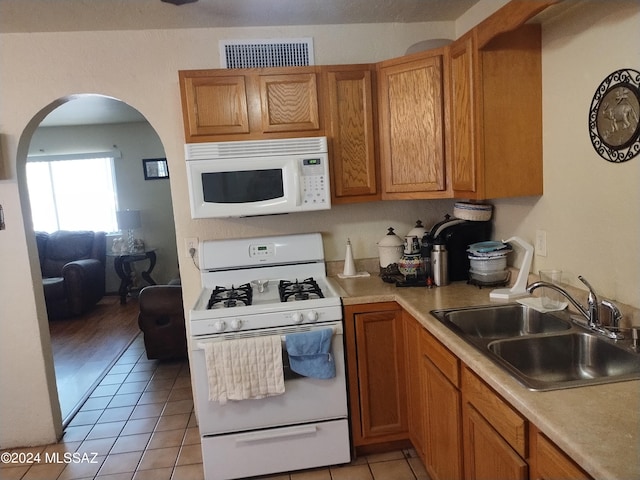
xmin=189 ymin=233 xmax=350 ymax=480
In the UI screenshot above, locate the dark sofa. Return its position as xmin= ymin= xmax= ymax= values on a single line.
xmin=35 ymin=230 xmax=106 ymax=319
xmin=137 ymin=284 xmax=187 ymax=360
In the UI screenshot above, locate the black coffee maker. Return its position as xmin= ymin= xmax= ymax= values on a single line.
xmin=422 ymin=215 xmax=492 ymax=281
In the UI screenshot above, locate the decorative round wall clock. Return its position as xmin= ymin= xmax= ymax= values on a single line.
xmin=588 ymin=68 xmax=640 ymax=163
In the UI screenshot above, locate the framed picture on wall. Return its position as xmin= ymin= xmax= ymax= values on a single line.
xmin=589 ymin=68 xmax=640 ymax=163
xmin=143 ymin=158 xmax=169 ymax=180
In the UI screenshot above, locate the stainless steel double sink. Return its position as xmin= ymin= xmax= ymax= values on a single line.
xmin=430 ymin=304 xmax=640 ymax=391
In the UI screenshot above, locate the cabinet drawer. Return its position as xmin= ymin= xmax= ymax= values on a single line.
xmin=462 ymin=366 xmax=527 ymax=457
xmin=530 ymin=427 xmax=592 ymax=480
xmin=202 ymin=419 xmax=350 ymax=480
xmin=420 ymin=328 xmax=460 ymax=388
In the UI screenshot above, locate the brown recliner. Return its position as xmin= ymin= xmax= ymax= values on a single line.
xmin=137 ymin=285 xmax=187 ymax=360
xmin=36 ymin=230 xmax=106 ymax=319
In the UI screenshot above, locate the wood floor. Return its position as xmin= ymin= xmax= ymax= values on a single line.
xmin=48 ymin=295 xmax=142 ymax=425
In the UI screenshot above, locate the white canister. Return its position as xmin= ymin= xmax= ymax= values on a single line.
xmin=407 ymin=220 xmax=428 ymax=244
xmin=377 ymin=227 xmax=405 ymax=268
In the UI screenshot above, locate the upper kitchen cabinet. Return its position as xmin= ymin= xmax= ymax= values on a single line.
xmin=179 ymin=67 xmax=323 ymax=143
xmin=179 ymin=72 xmax=250 ymax=139
xmin=259 ymin=72 xmax=321 ymax=133
xmin=377 ymin=50 xmax=450 ymax=200
xmin=449 ymin=0 xmax=557 ymax=199
xmin=324 ymin=65 xmax=380 ymax=203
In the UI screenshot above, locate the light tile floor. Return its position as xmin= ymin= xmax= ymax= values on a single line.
xmin=1 ymin=336 xmax=430 ymax=480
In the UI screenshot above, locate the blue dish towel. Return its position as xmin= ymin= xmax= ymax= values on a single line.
xmin=285 ymin=328 xmax=335 ymax=379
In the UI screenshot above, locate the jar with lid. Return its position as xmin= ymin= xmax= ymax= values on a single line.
xmin=377 ymin=227 xmax=404 ymax=274
xmin=398 ymin=253 xmax=422 ymax=280
xmin=407 ymin=220 xmax=427 ymax=245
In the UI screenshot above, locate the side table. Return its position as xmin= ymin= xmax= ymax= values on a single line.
xmin=109 ymin=250 xmax=157 ymax=304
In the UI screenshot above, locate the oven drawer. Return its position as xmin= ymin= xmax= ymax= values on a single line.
xmin=201 ymin=419 xmax=351 ymax=480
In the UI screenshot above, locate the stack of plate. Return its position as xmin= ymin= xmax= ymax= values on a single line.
xmin=453 ymin=202 xmax=493 ymax=221
xmin=467 ymin=241 xmax=512 ymax=285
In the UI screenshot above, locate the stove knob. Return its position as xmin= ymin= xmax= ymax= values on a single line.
xmin=214 ymin=320 xmax=226 ymax=332
xmin=230 ymin=318 xmax=243 ymax=330
xmin=292 ymin=312 xmax=304 ymax=323
xmin=306 ymin=310 xmax=319 ymax=322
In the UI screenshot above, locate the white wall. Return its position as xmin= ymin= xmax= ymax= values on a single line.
xmin=492 ymin=1 xmax=640 ymax=313
xmin=0 ymin=21 xmax=456 ymax=447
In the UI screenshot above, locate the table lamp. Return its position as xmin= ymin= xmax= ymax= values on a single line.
xmin=117 ymin=209 xmax=141 ymax=253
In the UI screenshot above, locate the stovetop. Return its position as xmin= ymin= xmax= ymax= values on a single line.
xmin=189 ymin=233 xmax=343 ymax=337
xmin=190 ymin=276 xmax=341 ymax=336
xmin=193 ymin=275 xmax=339 ymax=313
xmin=206 ymin=277 xmax=326 ymax=310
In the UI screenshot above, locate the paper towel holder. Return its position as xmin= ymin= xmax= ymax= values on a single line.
xmin=337 ymin=238 xmax=370 ymax=279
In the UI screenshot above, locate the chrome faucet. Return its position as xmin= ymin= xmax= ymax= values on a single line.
xmin=577 ymin=276 xmax=599 ymax=329
xmin=601 ymin=299 xmax=622 ymax=330
xmin=526 ymin=275 xmax=623 ymax=340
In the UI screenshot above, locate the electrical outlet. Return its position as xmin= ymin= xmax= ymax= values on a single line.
xmin=185 ymin=237 xmax=198 ymax=257
xmin=535 ymin=230 xmax=547 ymax=257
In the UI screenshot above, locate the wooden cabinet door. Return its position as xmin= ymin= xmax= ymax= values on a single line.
xmin=325 ymin=65 xmax=380 ymax=203
xmin=529 ymin=427 xmax=592 ymax=480
xmin=449 ymin=22 xmax=544 ymax=200
xmin=344 ymin=303 xmax=408 ymax=446
xmin=480 ymin=24 xmax=543 ymax=199
xmin=403 ymin=312 xmax=425 ymax=458
xmin=462 ymin=366 xmax=527 ymax=458
xmin=378 ymin=52 xmax=447 ymax=199
xmin=463 ymin=403 xmax=528 ymax=480
xmin=259 ymin=72 xmax=321 ymax=133
xmin=422 ymin=354 xmax=463 ymax=480
xmin=449 ymin=32 xmax=478 ymax=195
xmin=179 ymin=68 xmax=322 ymax=141
xmin=179 ymin=72 xmax=250 ymax=141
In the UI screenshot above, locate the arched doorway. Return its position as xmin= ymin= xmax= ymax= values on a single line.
xmin=18 ymin=93 xmax=179 ymax=426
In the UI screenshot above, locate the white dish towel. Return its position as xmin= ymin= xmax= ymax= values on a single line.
xmin=203 ymin=335 xmax=285 ymax=405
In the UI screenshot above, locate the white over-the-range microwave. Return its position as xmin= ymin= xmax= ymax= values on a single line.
xmin=185 ymin=137 xmax=331 ymax=218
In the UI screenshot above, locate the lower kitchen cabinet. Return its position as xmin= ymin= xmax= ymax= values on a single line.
xmin=344 ymin=302 xmax=408 ymax=449
xmin=462 ymin=365 xmax=528 ymax=480
xmin=529 ymin=426 xmax=592 ymax=480
xmin=463 ymin=403 xmax=528 ymax=480
xmin=420 ymin=326 xmax=464 ymax=480
xmin=348 ymin=306 xmax=594 ymax=479
xmin=403 ymin=312 xmax=425 ymax=458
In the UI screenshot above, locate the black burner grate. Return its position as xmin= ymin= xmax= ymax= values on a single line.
xmin=278 ymin=278 xmax=324 ymax=302
xmin=207 ymin=283 xmax=253 ymax=309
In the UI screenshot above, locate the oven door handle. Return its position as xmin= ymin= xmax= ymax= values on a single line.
xmin=233 ymin=424 xmax=317 ymax=444
xmin=194 ymin=323 xmax=343 ymax=350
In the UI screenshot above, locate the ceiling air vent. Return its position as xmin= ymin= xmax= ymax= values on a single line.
xmin=219 ymin=38 xmax=314 ymax=69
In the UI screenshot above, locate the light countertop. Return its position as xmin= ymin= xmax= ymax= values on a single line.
xmin=330 ymin=275 xmax=639 ymax=480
